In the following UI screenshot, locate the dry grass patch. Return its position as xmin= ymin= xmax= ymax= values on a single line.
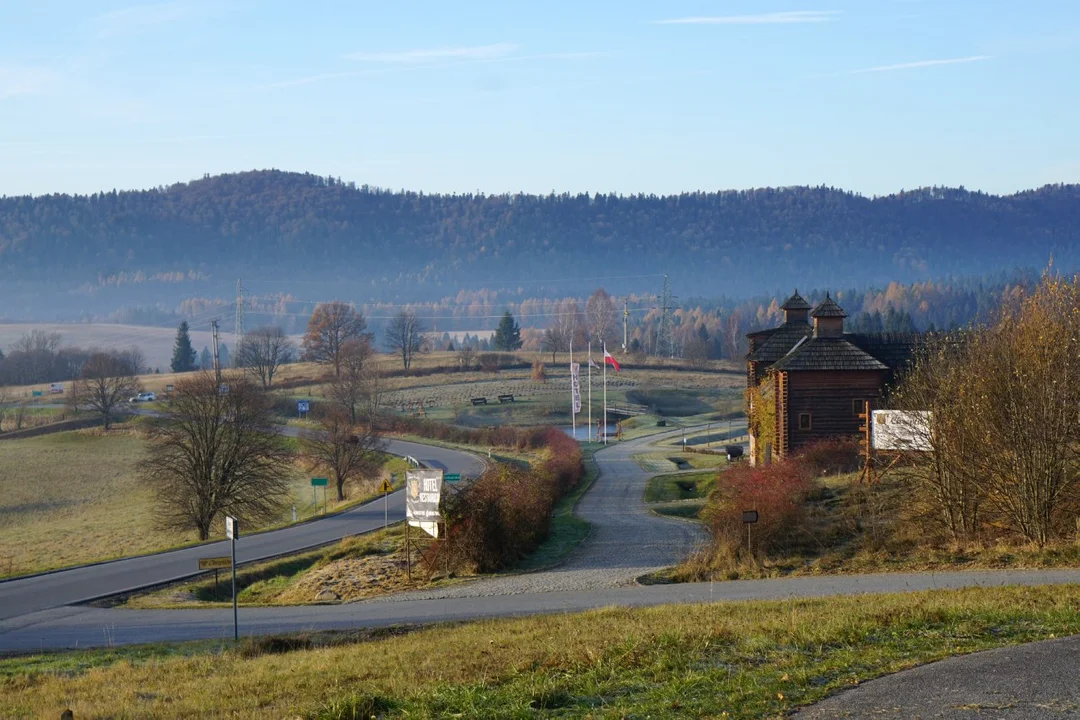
xmin=3 ymin=585 xmax=1080 ymax=718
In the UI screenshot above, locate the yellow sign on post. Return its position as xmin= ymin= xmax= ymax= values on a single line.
xmin=378 ymin=479 xmax=394 ymax=493
xmin=198 ymin=556 xmax=231 ymax=570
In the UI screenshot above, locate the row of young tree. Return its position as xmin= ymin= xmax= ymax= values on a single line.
xmin=890 ymin=272 xmax=1080 ymax=545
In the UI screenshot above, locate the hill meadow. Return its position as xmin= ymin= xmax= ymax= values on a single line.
xmin=0 ymin=169 xmax=1077 ymax=321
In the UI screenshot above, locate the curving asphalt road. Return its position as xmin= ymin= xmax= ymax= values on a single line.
xmin=0 ymin=437 xmax=486 ymax=622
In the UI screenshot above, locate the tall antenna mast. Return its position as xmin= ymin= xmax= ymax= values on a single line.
xmin=658 ymin=275 xmax=677 ymax=359
xmin=234 ymin=278 xmax=244 ymax=357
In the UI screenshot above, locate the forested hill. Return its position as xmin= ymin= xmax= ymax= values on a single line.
xmin=2 ymin=170 xmax=1078 ymax=304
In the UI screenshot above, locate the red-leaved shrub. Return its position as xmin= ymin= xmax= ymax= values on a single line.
xmin=433 ymin=427 xmax=584 ymax=573
xmin=704 ymin=456 xmax=815 ymax=562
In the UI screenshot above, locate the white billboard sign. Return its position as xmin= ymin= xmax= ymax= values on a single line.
xmin=406 ymin=468 xmax=443 ymax=538
xmin=872 ymin=410 xmax=933 ymax=451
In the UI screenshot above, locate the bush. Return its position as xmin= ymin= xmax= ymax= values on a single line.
xmin=531 ymin=359 xmax=547 ymax=382
xmin=702 ymin=457 xmax=816 ymax=566
xmin=796 ymin=437 xmax=862 ymax=476
xmin=433 ymin=427 xmax=584 ymax=573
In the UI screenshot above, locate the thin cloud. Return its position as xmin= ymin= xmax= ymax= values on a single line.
xmin=344 ymin=42 xmax=519 ymax=64
xmin=93 ymin=2 xmax=191 ymax=39
xmin=848 ymin=55 xmax=990 ymax=74
xmin=0 ymin=66 xmax=58 ymax=100
xmin=657 ymin=11 xmax=840 ymax=25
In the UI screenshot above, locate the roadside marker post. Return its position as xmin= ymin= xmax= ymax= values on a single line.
xmin=225 ymin=516 xmax=239 ymax=641
xmin=380 ymin=476 xmax=395 ymax=528
xmin=311 ymin=478 xmax=328 ymax=513
xmin=742 ymin=510 xmax=758 ymax=555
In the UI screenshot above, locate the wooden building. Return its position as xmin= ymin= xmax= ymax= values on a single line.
xmin=746 ymin=291 xmax=921 ymax=463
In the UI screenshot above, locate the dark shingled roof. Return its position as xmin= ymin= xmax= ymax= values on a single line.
xmin=781 ymin=290 xmax=812 ymax=311
xmin=848 ymin=333 xmax=924 ymax=371
xmin=770 ymin=337 xmax=888 ymax=372
xmin=811 ymin=293 xmax=847 ymax=319
xmin=749 ymin=322 xmax=814 ymax=362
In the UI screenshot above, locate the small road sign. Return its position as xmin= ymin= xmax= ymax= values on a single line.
xmin=198 ymin=556 xmax=231 ymax=570
xmin=311 ymin=477 xmax=328 ymax=487
xmin=378 ymin=479 xmax=394 ymax=493
xmin=444 ymin=473 xmax=461 ymax=482
xmin=297 ymin=400 xmax=310 ymax=413
xmin=225 ymin=516 xmax=239 ymax=539
xmin=218 ymin=383 xmax=230 ymax=395
xmin=742 ymin=510 xmax=759 ymax=524
xmin=165 ymin=384 xmax=175 ymax=393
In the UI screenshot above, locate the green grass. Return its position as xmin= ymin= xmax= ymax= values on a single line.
xmin=4 ymin=585 xmax=1080 ymax=718
xmin=645 ymin=470 xmax=716 ymax=503
xmin=651 ymin=500 xmax=706 ymax=520
xmin=515 ymin=444 xmax=601 ymax=572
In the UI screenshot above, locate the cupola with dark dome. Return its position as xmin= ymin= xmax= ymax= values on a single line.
xmin=781 ymin=290 xmax=812 ymax=325
xmin=811 ymin=293 xmax=846 ymax=338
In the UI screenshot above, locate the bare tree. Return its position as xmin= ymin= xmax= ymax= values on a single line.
xmin=11 ymin=330 xmax=61 ymax=355
xmin=144 ymin=374 xmax=294 ymax=540
xmin=74 ymin=351 xmax=140 ymax=430
xmin=301 ymin=301 xmax=371 ymax=377
xmin=384 ymin=310 xmax=425 ymax=370
xmin=541 ymin=299 xmax=583 ymax=362
xmin=119 ymin=345 xmax=148 ymax=376
xmin=237 ymin=326 xmax=296 ymax=389
xmin=328 ymin=339 xmax=379 ymax=424
xmin=723 ymin=311 xmax=744 ymax=361
xmin=458 ymin=345 xmax=476 ymax=371
xmin=0 ymin=385 xmax=7 ymax=432
xmin=301 ymin=407 xmax=385 ymax=501
xmin=586 ymin=288 xmax=617 ymax=345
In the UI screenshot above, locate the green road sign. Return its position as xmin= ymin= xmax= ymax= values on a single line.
xmin=444 ymin=473 xmax=461 ymax=482
xmin=311 ymin=478 xmax=328 ymax=487
xmin=31 ymin=390 xmax=43 ymax=397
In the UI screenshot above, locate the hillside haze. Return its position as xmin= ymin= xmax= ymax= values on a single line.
xmin=1 ymin=170 xmax=1078 ymax=320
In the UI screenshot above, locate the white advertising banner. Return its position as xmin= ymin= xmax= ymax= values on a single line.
xmin=570 ymin=362 xmax=581 ymax=414
xmin=872 ymin=410 xmax=933 ymax=451
xmin=406 ymin=468 xmax=444 ymax=537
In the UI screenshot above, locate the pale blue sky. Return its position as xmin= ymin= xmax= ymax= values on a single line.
xmin=1 ymin=1 xmax=1077 ymax=197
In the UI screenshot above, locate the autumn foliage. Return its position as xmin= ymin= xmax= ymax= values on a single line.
xmin=433 ymin=428 xmax=584 ymax=573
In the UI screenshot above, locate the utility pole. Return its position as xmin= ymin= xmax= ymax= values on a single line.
xmin=234 ymin=278 xmax=244 ymax=357
xmin=211 ymin=319 xmax=222 ymax=384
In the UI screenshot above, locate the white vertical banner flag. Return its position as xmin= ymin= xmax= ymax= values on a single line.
xmin=570 ymin=362 xmax=582 ymax=414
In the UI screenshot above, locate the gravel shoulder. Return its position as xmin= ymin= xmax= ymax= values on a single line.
xmin=371 ymin=428 xmax=708 ymax=601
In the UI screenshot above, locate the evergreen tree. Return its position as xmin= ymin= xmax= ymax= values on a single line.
xmin=199 ymin=346 xmax=212 ymax=370
xmin=493 ymin=310 xmax=523 ymax=351
xmin=170 ymin=321 xmax=197 ymax=373
xmin=219 ymin=343 xmax=231 ymax=370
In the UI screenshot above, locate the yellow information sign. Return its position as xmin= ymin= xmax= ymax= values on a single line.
xmin=198 ymin=556 xmax=231 ymax=570
xmin=379 ymin=479 xmax=394 ymax=493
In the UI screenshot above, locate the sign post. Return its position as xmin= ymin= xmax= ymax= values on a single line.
xmin=198 ymin=556 xmax=231 ymax=597
xmin=225 ymin=516 xmax=239 ymax=641
xmin=405 ymin=468 xmax=444 ymax=581
xmin=297 ymin=400 xmax=310 ymax=419
xmin=742 ymin=510 xmax=758 ymax=555
xmin=380 ymin=475 xmax=395 ymax=528
xmin=311 ymin=477 xmax=328 ymax=513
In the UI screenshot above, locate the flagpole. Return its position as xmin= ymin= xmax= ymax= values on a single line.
xmin=603 ymin=342 xmax=608 ymax=445
xmin=588 ymin=341 xmax=592 ymax=442
xmin=570 ymin=338 xmax=576 ymax=440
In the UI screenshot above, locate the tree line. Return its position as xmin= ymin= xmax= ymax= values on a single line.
xmin=3 ymin=170 xmax=1079 ymax=304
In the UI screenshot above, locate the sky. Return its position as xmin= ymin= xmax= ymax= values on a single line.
xmin=1 ymin=0 xmax=1078 ymax=198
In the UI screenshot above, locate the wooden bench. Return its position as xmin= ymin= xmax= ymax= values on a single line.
xmin=470 ymin=397 xmax=488 ymax=406
xmin=498 ymin=394 xmax=515 ymax=403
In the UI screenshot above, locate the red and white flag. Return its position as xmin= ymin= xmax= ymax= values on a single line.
xmin=604 ymin=350 xmax=621 ymax=372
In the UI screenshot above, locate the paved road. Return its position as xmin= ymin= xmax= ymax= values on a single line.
xmin=3 ymin=569 xmax=1079 ymax=652
xmin=797 ymin=634 xmax=1080 ymax=718
xmin=378 ymin=426 xmax=709 ymax=601
xmin=0 ymin=438 xmax=485 ymax=621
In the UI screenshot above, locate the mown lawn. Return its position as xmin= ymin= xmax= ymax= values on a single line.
xmin=3 ymin=585 xmax=1079 ymax=718
xmin=644 ymin=470 xmax=716 ymax=503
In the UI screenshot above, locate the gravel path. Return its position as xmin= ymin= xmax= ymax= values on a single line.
xmin=372 ymin=428 xmax=708 ymax=602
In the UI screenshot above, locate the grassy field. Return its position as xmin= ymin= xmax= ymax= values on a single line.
xmin=4 ymin=585 xmax=1080 ymax=718
xmin=0 ymin=428 xmax=408 ymax=578
xmin=644 ymin=470 xmax=716 ymax=503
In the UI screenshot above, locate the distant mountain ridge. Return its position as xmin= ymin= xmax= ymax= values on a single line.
xmin=1 ymin=170 xmax=1078 ymax=309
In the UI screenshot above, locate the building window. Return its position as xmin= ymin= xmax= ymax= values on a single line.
xmin=798 ymin=412 xmax=812 ymax=431
xmin=853 ymin=398 xmax=865 ymax=416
